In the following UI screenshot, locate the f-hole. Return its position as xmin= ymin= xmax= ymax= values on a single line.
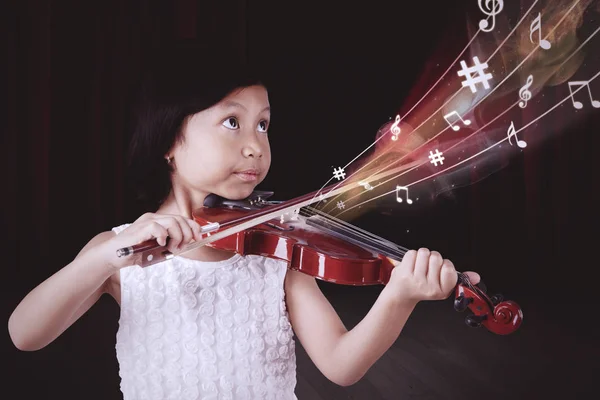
xmin=265 ymin=222 xmax=295 ymax=231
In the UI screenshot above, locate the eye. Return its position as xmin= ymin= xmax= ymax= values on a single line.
xmin=257 ymin=120 xmax=269 ymax=133
xmin=222 ymin=117 xmax=239 ymax=130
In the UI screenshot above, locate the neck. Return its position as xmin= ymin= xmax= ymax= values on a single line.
xmin=155 ymin=186 xmax=209 ymax=218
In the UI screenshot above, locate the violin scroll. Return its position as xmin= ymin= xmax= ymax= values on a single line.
xmin=454 ymin=273 xmax=523 ymax=335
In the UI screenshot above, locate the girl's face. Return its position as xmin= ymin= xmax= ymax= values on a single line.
xmin=169 ymin=85 xmax=272 ymax=201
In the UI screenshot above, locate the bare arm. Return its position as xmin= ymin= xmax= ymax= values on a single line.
xmin=8 ymin=212 xmax=208 ymax=352
xmin=285 ymin=269 xmax=416 ymax=386
xmin=285 ymin=249 xmax=470 ymax=387
xmin=8 ymin=231 xmax=117 ymax=351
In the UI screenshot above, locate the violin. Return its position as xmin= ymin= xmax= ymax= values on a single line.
xmin=116 ymin=187 xmax=523 ymax=335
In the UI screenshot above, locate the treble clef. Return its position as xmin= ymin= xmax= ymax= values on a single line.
xmin=478 ymin=0 xmax=504 ymax=33
xmin=519 ymin=74 xmax=534 ymax=108
xmin=391 ymin=114 xmax=401 ymax=141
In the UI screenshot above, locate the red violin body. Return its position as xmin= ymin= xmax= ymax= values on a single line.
xmin=193 ymin=206 xmax=396 ymax=286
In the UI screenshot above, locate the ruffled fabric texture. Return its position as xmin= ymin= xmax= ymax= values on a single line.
xmin=112 ymin=224 xmax=297 ymax=400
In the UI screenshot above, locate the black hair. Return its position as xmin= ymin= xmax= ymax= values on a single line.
xmin=126 ymin=43 xmax=265 ymax=210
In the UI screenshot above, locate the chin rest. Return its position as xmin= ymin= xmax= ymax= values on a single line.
xmin=203 ymin=190 xmax=277 ymax=209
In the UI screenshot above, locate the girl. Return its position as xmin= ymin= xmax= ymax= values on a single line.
xmin=8 ymin=48 xmax=480 ymax=400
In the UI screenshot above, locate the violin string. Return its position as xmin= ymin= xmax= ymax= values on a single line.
xmin=298 ymin=206 xmax=408 ymax=260
xmin=299 ymin=214 xmax=405 ymax=261
xmin=295 ymin=207 xmax=474 ymax=288
xmin=297 ymin=208 xmax=383 ymax=251
xmin=298 ymin=207 xmax=390 ymax=250
xmin=300 ymin=209 xmax=406 ymax=259
xmin=298 ymin=209 xmax=470 ymax=278
xmin=303 ymin=206 xmax=409 ymax=254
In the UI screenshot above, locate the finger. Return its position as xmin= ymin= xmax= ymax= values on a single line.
xmin=156 ymin=217 xmax=183 ymax=252
xmin=186 ymin=218 xmax=204 ymax=241
xmin=174 ymin=216 xmax=194 ymax=247
xmin=427 ymin=251 xmax=444 ymax=283
xmin=386 ymin=256 xmax=402 ymax=268
xmin=462 ymin=271 xmax=481 ymax=285
xmin=399 ymin=250 xmax=417 ymax=274
xmin=413 ymin=248 xmax=430 ymax=278
xmin=440 ymin=259 xmax=458 ymax=297
xmin=148 ymin=222 xmax=169 ymax=246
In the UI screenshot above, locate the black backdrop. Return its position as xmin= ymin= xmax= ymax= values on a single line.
xmin=2 ymin=0 xmax=598 ymax=399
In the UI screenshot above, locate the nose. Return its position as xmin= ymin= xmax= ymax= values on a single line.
xmin=241 ymin=134 xmax=263 ymax=159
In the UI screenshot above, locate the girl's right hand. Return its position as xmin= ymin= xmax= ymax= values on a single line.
xmin=102 ymin=213 xmax=204 ymax=270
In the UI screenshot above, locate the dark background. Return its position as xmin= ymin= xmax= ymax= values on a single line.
xmin=2 ymin=0 xmax=598 ymax=399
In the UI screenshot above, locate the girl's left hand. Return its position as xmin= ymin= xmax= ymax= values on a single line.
xmin=385 ymin=248 xmax=480 ymax=304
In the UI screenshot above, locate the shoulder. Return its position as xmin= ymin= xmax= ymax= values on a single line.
xmin=284 ymin=268 xmax=318 ymax=292
xmin=75 ymin=230 xmax=116 ymax=259
xmin=111 ymin=223 xmax=132 ymax=235
xmin=75 ymin=223 xmax=131 ymax=259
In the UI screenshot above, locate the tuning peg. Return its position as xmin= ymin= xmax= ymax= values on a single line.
xmin=490 ymin=294 xmax=504 ymax=305
xmin=454 ymin=294 xmax=473 ymax=312
xmin=465 ymin=314 xmax=487 ymax=328
xmin=476 ymin=280 xmax=487 ymax=293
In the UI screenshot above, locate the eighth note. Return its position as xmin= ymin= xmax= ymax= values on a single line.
xmin=396 ymin=186 xmax=413 ymax=204
xmin=530 ymin=12 xmax=551 ymax=50
xmin=568 ymin=80 xmax=600 ymax=109
xmin=507 ymin=121 xmax=527 ymax=148
xmin=358 ymin=180 xmax=374 ymax=191
xmin=391 ymin=114 xmax=401 ymax=141
xmin=444 ymin=111 xmax=471 ymax=131
xmin=519 ymin=74 xmax=534 ymax=108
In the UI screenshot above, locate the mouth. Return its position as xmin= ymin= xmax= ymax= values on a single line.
xmin=233 ymin=169 xmax=260 ymax=182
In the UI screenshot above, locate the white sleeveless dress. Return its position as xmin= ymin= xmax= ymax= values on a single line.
xmin=111 ymin=224 xmax=298 ymax=400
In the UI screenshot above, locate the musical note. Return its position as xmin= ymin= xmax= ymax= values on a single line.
xmin=478 ymin=0 xmax=504 ymax=32
xmin=358 ymin=180 xmax=374 ymax=191
xmin=444 ymin=111 xmax=471 ymax=131
xmin=390 ymin=114 xmax=401 ymax=141
xmin=507 ymin=121 xmax=527 ymax=148
xmin=530 ymin=13 xmax=551 ymax=50
xmin=518 ymin=74 xmax=534 ymax=108
xmin=396 ymin=186 xmax=413 ymax=204
xmin=567 ymin=80 xmax=600 ymax=109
